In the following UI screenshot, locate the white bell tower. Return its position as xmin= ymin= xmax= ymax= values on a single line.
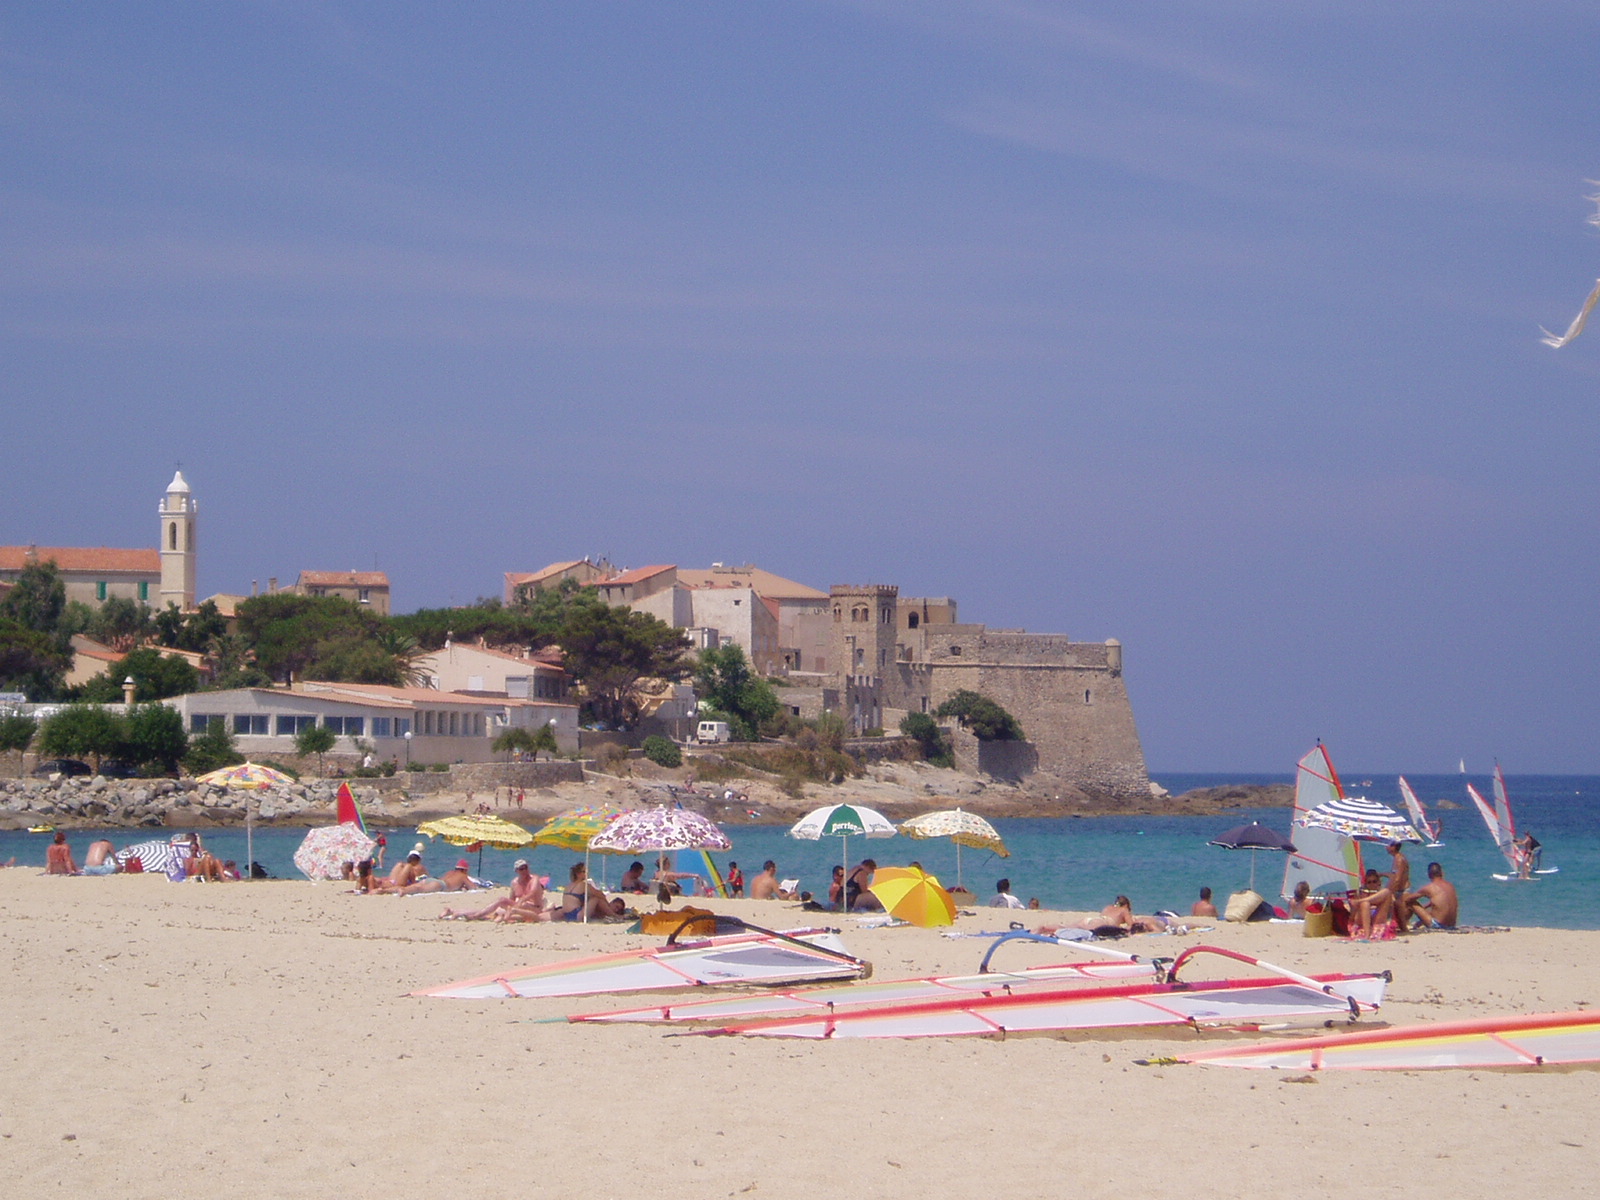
xmin=158 ymin=469 xmax=197 ymax=611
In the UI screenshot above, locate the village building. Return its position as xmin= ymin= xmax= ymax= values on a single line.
xmin=165 ymin=680 xmax=578 ymax=765
xmin=291 ymin=570 xmax=392 ymax=615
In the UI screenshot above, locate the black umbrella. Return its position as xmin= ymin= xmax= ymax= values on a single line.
xmin=1208 ymin=823 xmax=1296 ymax=891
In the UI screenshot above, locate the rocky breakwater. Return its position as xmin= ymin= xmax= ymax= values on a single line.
xmin=0 ymin=774 xmax=405 ymax=831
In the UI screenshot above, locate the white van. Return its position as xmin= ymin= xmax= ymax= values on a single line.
xmin=695 ymin=720 xmax=731 ymax=744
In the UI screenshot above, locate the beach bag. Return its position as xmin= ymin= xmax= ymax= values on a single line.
xmin=124 ymin=856 xmax=143 ymax=874
xmin=638 ymin=906 xmax=716 ymax=937
xmin=1302 ymin=904 xmax=1335 ymax=938
xmin=1224 ymin=889 xmax=1271 ymax=922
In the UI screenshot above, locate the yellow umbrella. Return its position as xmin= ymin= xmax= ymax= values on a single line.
xmin=898 ymin=808 xmax=1008 ymax=890
xmin=417 ymin=814 xmax=534 ymax=874
xmin=196 ymin=762 xmax=297 ymax=880
xmin=530 ymin=807 xmax=626 ymax=853
xmin=867 ymin=865 xmax=957 ymax=928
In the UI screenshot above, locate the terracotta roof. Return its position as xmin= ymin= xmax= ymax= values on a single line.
xmin=0 ymin=546 xmax=159 ymax=574
xmin=297 ymin=571 xmax=390 ymax=588
xmin=506 ymin=560 xmax=597 ymax=587
xmin=674 ymin=566 xmax=826 ymax=599
xmin=423 ymin=642 xmax=567 ymax=673
xmin=598 ymin=564 xmax=675 ymax=587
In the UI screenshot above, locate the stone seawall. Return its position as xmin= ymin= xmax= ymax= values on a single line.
xmin=0 ymin=759 xmax=586 ymax=830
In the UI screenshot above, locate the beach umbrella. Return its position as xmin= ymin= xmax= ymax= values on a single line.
xmin=591 ymin=806 xmax=731 ymax=854
xmin=789 ymin=803 xmax=896 ymax=908
xmin=417 ymin=813 xmax=534 ymax=875
xmin=1301 ymin=796 xmax=1423 ymax=845
xmin=293 ymin=823 xmax=377 ymax=881
xmin=196 ymin=761 xmax=297 ymax=879
xmin=868 ymin=865 xmax=957 ymax=928
xmin=899 ymin=808 xmax=1008 ymax=890
xmin=1208 ymin=823 xmax=1297 ymax=892
xmin=531 ymin=806 xmax=628 ymax=885
xmin=113 ymin=838 xmax=186 ymax=876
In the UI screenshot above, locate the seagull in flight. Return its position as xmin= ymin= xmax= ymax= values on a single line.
xmin=1541 ymin=185 xmax=1600 ymax=348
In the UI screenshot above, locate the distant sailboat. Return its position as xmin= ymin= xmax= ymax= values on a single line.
xmin=1458 ymin=758 xmax=1466 ymax=775
xmin=1397 ymin=776 xmax=1443 ymax=846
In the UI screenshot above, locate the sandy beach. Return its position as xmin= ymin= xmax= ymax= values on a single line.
xmin=2 ymin=870 xmax=1596 ymax=1198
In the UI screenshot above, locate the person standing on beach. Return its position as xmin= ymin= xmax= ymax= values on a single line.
xmin=45 ymin=832 xmax=78 ymax=875
xmin=726 ymin=861 xmax=744 ymax=898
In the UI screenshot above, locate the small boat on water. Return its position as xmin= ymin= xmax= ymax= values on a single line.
xmin=28 ymin=824 xmax=55 ymax=834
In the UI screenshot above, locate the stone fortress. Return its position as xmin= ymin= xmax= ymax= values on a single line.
xmin=810 ymin=585 xmax=1149 ymax=800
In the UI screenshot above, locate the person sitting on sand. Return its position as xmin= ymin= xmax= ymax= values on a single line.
xmin=1347 ymin=868 xmax=1394 ymax=939
xmin=653 ymin=853 xmax=698 ymax=895
xmin=395 ymin=858 xmax=476 ymax=896
xmin=81 ymin=839 xmax=119 ymax=876
xmin=1403 ymin=862 xmax=1459 ymax=929
xmin=221 ymin=860 xmax=242 ymax=881
xmin=619 ymin=861 xmax=649 ymax=893
xmin=46 ymin=832 xmax=78 ymax=875
xmin=751 ymin=861 xmax=781 ymax=899
xmin=845 ymin=860 xmax=882 ymax=911
xmin=1191 ymin=887 xmax=1219 ymax=918
xmin=989 ymin=878 xmax=1025 ymax=909
xmin=442 ymin=860 xmax=546 ymax=920
xmin=1289 ymin=881 xmax=1312 ymax=918
xmin=558 ymin=862 xmax=614 ymax=920
xmin=826 ymin=865 xmax=846 ymax=910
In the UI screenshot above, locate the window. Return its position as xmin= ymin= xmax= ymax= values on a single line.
xmin=1085 ymin=690 xmax=1092 ymax=705
xmin=358 ymin=588 xmax=370 ymax=603
xmin=96 ymin=581 xmax=107 ymax=601
xmin=169 ymin=522 xmax=177 ymax=550
xmin=189 ymin=713 xmax=224 ymax=733
xmin=908 ymin=612 xmax=919 ymax=629
xmin=324 ymin=716 xmax=364 ymax=736
xmin=949 ymin=645 xmax=962 ymax=656
xmin=372 ymin=717 xmax=392 ymax=738
xmin=139 ymin=581 xmax=149 ymax=601
xmin=393 ymin=717 xmax=411 ymax=737
xmin=276 ymin=715 xmax=316 ymax=736
xmin=233 ymin=714 xmax=269 ymax=735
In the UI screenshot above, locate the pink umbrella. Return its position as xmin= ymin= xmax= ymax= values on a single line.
xmin=591 ymin=806 xmax=732 ymax=854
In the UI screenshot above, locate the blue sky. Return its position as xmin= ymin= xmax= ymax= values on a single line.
xmin=4 ymin=3 xmax=1599 ymax=772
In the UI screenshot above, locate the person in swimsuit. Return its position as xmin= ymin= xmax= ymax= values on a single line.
xmin=1191 ymin=887 xmax=1219 ymax=918
xmin=394 ymin=859 xmax=476 ymax=895
xmin=442 ymin=860 xmax=546 ymax=919
xmin=1403 ymin=862 xmax=1459 ymax=929
xmin=45 ymin=832 xmax=78 ymax=875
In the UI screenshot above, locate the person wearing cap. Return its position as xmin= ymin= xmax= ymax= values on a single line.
xmin=394 ymin=857 xmax=477 ymax=896
xmin=373 ymin=835 xmax=388 ymax=869
xmin=387 ymin=845 xmax=426 ymax=888
xmin=441 ymin=859 xmax=548 ymax=921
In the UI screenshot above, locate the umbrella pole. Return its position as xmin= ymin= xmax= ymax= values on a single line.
xmin=1250 ymin=848 xmax=1257 ymax=893
xmin=956 ymin=840 xmax=963 ymax=891
xmin=245 ymin=798 xmax=254 ymax=883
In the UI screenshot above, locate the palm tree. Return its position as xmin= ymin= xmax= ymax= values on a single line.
xmin=377 ymin=630 xmax=429 ymax=687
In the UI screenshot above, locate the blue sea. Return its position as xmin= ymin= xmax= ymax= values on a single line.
xmin=5 ymin=773 xmax=1595 ymax=929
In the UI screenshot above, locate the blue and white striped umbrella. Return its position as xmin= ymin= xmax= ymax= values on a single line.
xmin=1301 ymin=796 xmax=1422 ymax=844
xmin=113 ymin=839 xmax=187 ymax=874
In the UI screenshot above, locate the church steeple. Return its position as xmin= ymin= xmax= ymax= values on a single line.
xmin=158 ymin=470 xmax=197 ymax=611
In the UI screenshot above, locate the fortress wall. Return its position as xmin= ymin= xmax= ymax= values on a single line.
xmin=924 ymin=629 xmax=1150 ymax=799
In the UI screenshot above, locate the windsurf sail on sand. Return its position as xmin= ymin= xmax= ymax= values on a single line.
xmin=1281 ymin=744 xmax=1363 ymax=900
xmin=1397 ymin=777 xmax=1440 ymax=844
xmin=571 ymin=937 xmax=1159 ymax=1025
xmin=334 ymin=781 xmax=367 ymax=835
xmin=692 ymin=946 xmax=1388 ymax=1041
xmin=1161 ymin=1012 xmax=1600 ymax=1071
xmin=412 ymin=920 xmax=867 ymax=1000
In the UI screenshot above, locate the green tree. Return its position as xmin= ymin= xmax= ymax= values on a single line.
xmin=694 ymin=643 xmax=780 ymax=741
xmin=37 ymin=704 xmax=126 ymax=771
xmin=641 ymin=735 xmax=682 ymax=768
xmin=899 ymin=711 xmax=954 ymax=767
xmin=295 ymin=722 xmax=338 ymax=774
xmin=185 ymin=718 xmax=242 ymax=775
xmin=0 ymin=560 xmax=67 ymax=634
xmin=0 ymin=617 xmax=71 ymax=699
xmin=491 ymin=727 xmax=537 ymax=761
xmin=529 ymin=723 xmax=559 ymax=758
xmin=120 ymin=703 xmax=188 ymax=775
xmin=234 ymin=593 xmax=390 ymax=683
xmin=934 ymin=689 xmax=1025 ymax=741
xmin=73 ymin=646 xmax=200 ymax=703
xmin=303 ymin=635 xmax=403 ymax=686
xmin=86 ymin=597 xmax=154 ymax=652
xmin=0 ymin=712 xmax=37 ymax=775
xmin=206 ymin=633 xmax=273 ymax=690
xmin=558 ymin=597 xmax=688 ymax=729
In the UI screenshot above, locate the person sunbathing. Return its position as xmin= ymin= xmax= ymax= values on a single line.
xmin=558 ymin=862 xmax=616 ymax=920
xmin=1403 ymin=862 xmax=1459 ymax=929
xmin=1348 ymin=868 xmax=1394 ymax=939
xmin=394 ymin=859 xmax=476 ymax=895
xmin=388 ymin=847 xmax=426 ymax=888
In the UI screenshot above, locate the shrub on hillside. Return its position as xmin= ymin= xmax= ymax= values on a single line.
xmin=641 ymin=736 xmax=682 ymax=768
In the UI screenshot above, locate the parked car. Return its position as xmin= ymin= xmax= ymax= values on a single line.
xmin=32 ymin=758 xmax=92 ymax=777
xmin=98 ymin=760 xmax=140 ymax=779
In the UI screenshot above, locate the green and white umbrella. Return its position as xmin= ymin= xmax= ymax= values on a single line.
xmin=788 ymin=803 xmax=896 ymax=909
